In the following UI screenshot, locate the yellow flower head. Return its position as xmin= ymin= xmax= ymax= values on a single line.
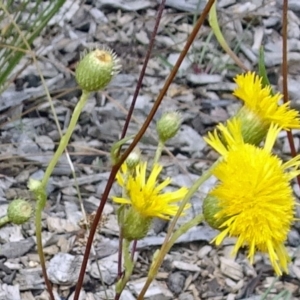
xmin=113 ymin=162 xmax=189 ymax=220
xmin=204 ymin=117 xmax=244 ymax=156
xmin=207 ymin=123 xmax=300 ymax=275
xmin=234 ymin=72 xmax=300 ymax=130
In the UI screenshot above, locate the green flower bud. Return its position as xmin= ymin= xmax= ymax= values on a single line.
xmin=7 ymin=199 xmax=33 ymax=225
xmin=75 ymin=47 xmax=121 ymax=92
xmin=235 ymin=106 xmax=269 ymax=145
xmin=156 ymin=111 xmax=182 ymax=143
xmin=126 ymin=147 xmax=141 ymax=170
xmin=27 ymin=178 xmax=42 ymax=191
xmin=121 ymin=207 xmax=152 ymax=241
xmin=203 ymin=194 xmax=227 ymax=230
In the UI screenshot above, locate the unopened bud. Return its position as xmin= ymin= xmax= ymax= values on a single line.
xmin=203 ymin=194 xmax=227 ymax=230
xmin=126 ymin=148 xmax=141 ymax=170
xmin=7 ymin=199 xmax=33 ymax=225
xmin=235 ymin=106 xmax=269 ymax=145
xmin=75 ymin=47 xmax=121 ymax=92
xmin=156 ymin=111 xmax=182 ymax=142
xmin=121 ymin=207 xmax=152 ymax=241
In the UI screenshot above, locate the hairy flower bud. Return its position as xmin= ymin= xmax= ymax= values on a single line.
xmin=235 ymin=106 xmax=269 ymax=145
xmin=203 ymin=194 xmax=227 ymax=230
xmin=126 ymin=148 xmax=141 ymax=170
xmin=156 ymin=111 xmax=182 ymax=143
xmin=75 ymin=47 xmax=121 ymax=92
xmin=121 ymin=207 xmax=152 ymax=241
xmin=7 ymin=199 xmax=33 ymax=225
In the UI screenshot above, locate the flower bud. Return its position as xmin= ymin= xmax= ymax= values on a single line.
xmin=235 ymin=106 xmax=269 ymax=145
xmin=7 ymin=199 xmax=33 ymax=225
xmin=126 ymin=147 xmax=141 ymax=170
xmin=27 ymin=178 xmax=42 ymax=191
xmin=75 ymin=47 xmax=121 ymax=92
xmin=203 ymin=194 xmax=227 ymax=230
xmin=156 ymin=111 xmax=182 ymax=143
xmin=121 ymin=207 xmax=152 ymax=241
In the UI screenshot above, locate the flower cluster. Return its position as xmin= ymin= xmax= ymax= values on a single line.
xmin=203 ymin=72 xmax=300 ymax=276
xmin=113 ymin=112 xmax=189 ymax=241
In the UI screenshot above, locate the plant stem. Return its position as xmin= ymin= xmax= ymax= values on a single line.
xmin=137 ymin=159 xmax=220 ymax=300
xmin=34 ymin=90 xmax=89 ymax=299
xmin=208 ymin=1 xmax=247 ymax=71
xmin=115 ymin=239 xmax=134 ymax=299
xmin=41 ymin=90 xmax=90 ymax=189
xmin=35 ymin=195 xmax=53 ymax=299
xmin=0 ymin=215 xmax=10 ymax=227
xmin=146 ymin=213 xmax=204 ymax=285
xmin=281 ymin=0 xmax=300 ymax=187
xmin=153 ymin=140 xmax=164 ymax=165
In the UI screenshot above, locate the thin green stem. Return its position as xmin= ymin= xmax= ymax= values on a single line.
xmin=146 ymin=214 xmax=204 ymax=284
xmin=35 ymin=197 xmax=49 ymax=293
xmin=115 ymin=239 xmax=134 ymax=298
xmin=153 ymin=140 xmax=164 ymax=165
xmin=208 ymin=1 xmax=247 ymax=71
xmin=33 ymin=90 xmax=89 ymax=300
xmin=0 ymin=215 xmax=10 ymax=227
xmin=166 ymin=214 xmax=204 ymax=252
xmin=137 ymin=159 xmax=220 ymax=300
xmin=41 ymin=90 xmax=90 ymax=189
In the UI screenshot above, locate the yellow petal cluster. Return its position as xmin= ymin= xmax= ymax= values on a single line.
xmin=234 ymin=72 xmax=300 ymax=130
xmin=205 ymin=121 xmax=300 ymax=275
xmin=113 ymin=162 xmax=189 ymax=220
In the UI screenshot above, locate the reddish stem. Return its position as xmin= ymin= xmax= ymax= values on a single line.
xmin=117 ymin=0 xmax=167 ymax=280
xmin=282 ymin=0 xmax=300 ymax=186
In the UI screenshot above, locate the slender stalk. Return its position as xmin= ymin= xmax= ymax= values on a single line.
xmin=153 ymin=140 xmax=164 ymax=165
xmin=34 ymin=90 xmax=89 ymax=300
xmin=208 ymin=1 xmax=248 ymax=71
xmin=115 ymin=239 xmax=134 ymax=299
xmin=0 ymin=215 xmax=10 ymax=227
xmin=35 ymin=195 xmax=53 ymax=299
xmin=281 ymin=0 xmax=300 ymax=186
xmin=116 ymin=0 xmax=167 ymax=278
xmin=137 ymin=159 xmax=220 ymax=299
xmin=120 ymin=0 xmax=167 ymax=140
xmin=41 ymin=90 xmax=90 ymax=189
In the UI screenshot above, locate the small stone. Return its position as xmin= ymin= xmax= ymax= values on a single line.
xmin=291 ymin=265 xmax=300 ymax=280
xmin=172 ymin=261 xmax=201 ymax=272
xmin=167 ymin=272 xmax=185 ymax=295
xmin=129 ymin=278 xmax=173 ymax=299
xmin=197 ymin=245 xmax=212 ymax=259
xmin=18 ymin=133 xmax=39 ymax=154
xmin=135 ymin=30 xmax=149 ymax=45
xmin=178 ymin=292 xmax=193 ymax=300
xmin=47 ymin=253 xmax=83 ymax=285
xmin=167 ymin=53 xmax=191 ymax=74
xmin=90 ymin=258 xmax=118 ymax=285
xmin=288 ymin=229 xmax=300 ymax=247
xmin=28 ymin=261 xmax=38 ymax=268
xmin=186 ymin=74 xmax=223 ymax=85
xmin=35 ymin=135 xmax=55 ymax=151
xmin=220 ymin=257 xmax=243 ymax=281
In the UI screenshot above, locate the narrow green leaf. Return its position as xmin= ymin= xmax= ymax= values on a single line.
xmin=258 ymin=46 xmax=272 ymax=89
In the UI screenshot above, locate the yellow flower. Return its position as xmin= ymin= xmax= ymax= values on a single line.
xmin=113 ymin=162 xmax=189 ymax=220
xmin=207 ymin=123 xmax=300 ymax=275
xmin=234 ymin=72 xmax=300 ymax=130
xmin=204 ymin=117 xmax=244 ymax=155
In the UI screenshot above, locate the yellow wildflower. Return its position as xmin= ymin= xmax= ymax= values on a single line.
xmin=234 ymin=72 xmax=300 ymax=130
xmin=206 ymin=123 xmax=300 ymax=275
xmin=113 ymin=162 xmax=189 ymax=220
